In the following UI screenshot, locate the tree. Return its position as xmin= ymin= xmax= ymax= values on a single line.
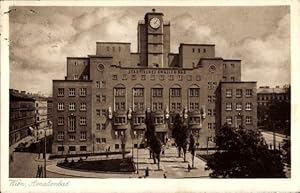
xmin=206 ymin=125 xmax=285 ymax=178
xmin=282 ymin=138 xmax=290 ymax=167
xmin=172 ymin=114 xmax=188 ymax=160
xmin=188 ymin=134 xmax=196 ymax=168
xmin=144 ymin=112 xmax=162 ymax=169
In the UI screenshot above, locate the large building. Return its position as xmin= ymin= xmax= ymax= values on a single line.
xmin=52 ymin=10 xmax=257 ymax=155
xmin=9 ymin=89 xmax=35 ymax=146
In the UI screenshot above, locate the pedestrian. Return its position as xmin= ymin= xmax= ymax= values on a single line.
xmin=10 ymin=153 xmax=13 ymax=162
xmin=163 ymin=173 xmax=167 ymax=178
xmin=145 ymin=167 xmax=149 ymax=177
xmin=188 ymin=163 xmax=191 ymax=172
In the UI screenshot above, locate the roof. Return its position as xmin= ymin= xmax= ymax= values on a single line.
xmin=180 ymin=43 xmax=215 ymax=47
xmin=10 ymin=90 xmax=35 ymax=101
xmin=257 ymin=87 xmax=288 ymax=94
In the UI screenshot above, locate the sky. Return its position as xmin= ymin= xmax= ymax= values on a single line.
xmin=9 ymin=6 xmax=290 ymax=96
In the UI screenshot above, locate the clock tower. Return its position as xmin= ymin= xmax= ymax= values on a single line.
xmin=138 ymin=9 xmax=170 ymax=68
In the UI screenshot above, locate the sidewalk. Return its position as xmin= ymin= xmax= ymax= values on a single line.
xmin=46 ymin=147 xmax=210 ymax=178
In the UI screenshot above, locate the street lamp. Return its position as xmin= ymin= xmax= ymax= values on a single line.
xmin=134 ymin=130 xmax=139 ymax=174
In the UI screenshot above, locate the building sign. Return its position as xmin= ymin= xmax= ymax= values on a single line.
xmin=128 ymin=69 xmax=186 ymax=75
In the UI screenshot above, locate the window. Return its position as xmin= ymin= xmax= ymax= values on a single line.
xmin=112 ymin=75 xmax=117 ymax=80
xmin=208 ymin=109 xmax=212 ymax=116
xmin=69 ymin=103 xmax=75 ymax=111
xmin=96 ymin=138 xmax=101 ymax=144
xmin=74 ymin=75 xmax=79 ymax=80
xmin=246 ymin=89 xmax=253 ymax=97
xmin=212 ymin=94 xmax=216 ymax=102
xmin=57 ymin=131 xmax=64 ymax=141
xmin=226 ymin=116 xmax=232 ymax=125
xmin=178 ymin=75 xmax=183 ymax=81
xmin=134 ymin=88 xmax=144 ymax=97
xmin=101 ymin=138 xmax=106 ymax=143
xmin=69 ymin=146 xmax=76 ymax=151
xmin=213 ymin=109 xmax=216 ymax=116
xmin=133 ymin=117 xmax=145 ymax=125
xmin=226 ymin=89 xmax=232 ymax=97
xmin=236 ymin=103 xmax=242 ymax=111
xmin=83 ymin=75 xmax=88 ymax=80
xmin=101 ymin=123 xmax=106 ymax=130
xmin=58 ymin=103 xmax=64 ymax=111
xmin=208 ymin=96 xmax=212 ymax=103
xmin=80 ymin=131 xmax=87 ymax=141
xmin=100 ymin=81 xmax=106 ymax=88
xmin=80 ymin=117 xmax=87 ymax=125
xmin=58 ymin=117 xmax=64 ymax=125
xmin=212 ymin=82 xmax=217 ymax=89
xmin=132 ymin=75 xmax=136 ymax=80
xmin=158 ymin=102 xmax=163 ymax=110
xmin=236 ymin=89 xmax=242 ymax=98
xmin=101 ymin=95 xmax=106 ymax=102
xmin=226 ymin=103 xmax=232 ymax=111
xmin=187 ymin=75 xmax=192 ymax=81
xmin=150 ymin=75 xmax=155 ymax=80
xmin=115 ymin=88 xmax=126 ymax=97
xmin=177 ymin=103 xmax=181 ymax=110
xmin=231 ymin=77 xmax=235 ymax=82
xmin=208 ymin=123 xmax=212 ymax=130
xmin=196 ymin=75 xmax=201 ymax=81
xmin=96 ymin=81 xmax=100 ymax=88
xmin=74 ymin=61 xmax=77 ymax=66
xmin=80 ymin=146 xmax=87 ymax=151
xmin=152 ymin=103 xmax=157 ymax=111
xmin=141 ymin=75 xmax=146 ymax=80
xmin=68 ymin=116 xmax=76 ymax=132
xmin=80 ymin=103 xmax=86 ymax=111
xmin=69 ymin=88 xmax=75 ymax=97
xmin=154 ymin=117 xmax=164 ymax=124
xmin=58 ymin=146 xmax=64 ymax=152
xmin=114 ymin=116 xmax=126 ymax=124
xmin=69 ymin=135 xmax=75 ymax=141
xmin=170 ymin=88 xmax=181 ymax=97
xmin=246 ymin=116 xmax=252 ymax=125
xmin=245 ymin=103 xmax=252 ymax=111
xmin=96 ymin=124 xmax=100 ymax=130
xmin=115 ymin=144 xmax=120 ymax=149
xmin=189 ymin=88 xmax=200 ymax=97
xmin=192 ymin=48 xmax=195 ymax=53
xmin=58 ymin=88 xmax=64 ymax=97
xmin=231 ymin=63 xmax=235 ymax=68
xmin=223 ymin=76 xmax=227 ymax=81
xmin=198 ymin=48 xmax=200 ymax=53
xmin=169 ymin=75 xmax=174 ymax=80
xmin=223 ymin=63 xmax=226 ymax=69
xmin=159 ymin=75 xmax=164 ymax=80
xmin=122 ymin=74 xmax=127 ymax=80
xmin=189 ymin=117 xmax=200 ymax=124
xmin=96 ymin=95 xmax=100 ymax=103
xmin=203 ymin=48 xmax=206 ymax=53
xmin=152 ymin=88 xmax=163 ymax=97
xmin=101 ymin=109 xmax=106 ymax=116
xmin=80 ymin=88 xmax=87 ymax=96
xmin=171 ymin=103 xmax=176 ymax=110
xmin=96 ymin=109 xmax=101 ymax=117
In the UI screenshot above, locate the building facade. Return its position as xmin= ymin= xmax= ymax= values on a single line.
xmin=9 ymin=89 xmax=35 ymax=146
xmin=257 ymin=85 xmax=290 ymax=128
xmin=52 ymin=10 xmax=257 ymax=155
xmin=34 ymin=97 xmax=48 ymax=141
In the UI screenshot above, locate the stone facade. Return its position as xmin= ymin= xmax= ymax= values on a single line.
xmin=52 ymin=10 xmax=257 ymax=155
xmin=9 ymin=89 xmax=35 ymax=146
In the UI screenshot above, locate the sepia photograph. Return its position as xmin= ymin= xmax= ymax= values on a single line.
xmin=1 ymin=1 xmax=300 ymax=193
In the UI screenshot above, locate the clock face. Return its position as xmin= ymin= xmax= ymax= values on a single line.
xmin=149 ymin=17 xmax=161 ymax=29
xmin=97 ymin=63 xmax=104 ymax=71
xmin=209 ymin=65 xmax=216 ymax=73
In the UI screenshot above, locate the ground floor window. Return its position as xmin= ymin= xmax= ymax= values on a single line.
xmin=115 ymin=144 xmax=120 ymax=149
xmin=58 ymin=146 xmax=64 ymax=152
xmin=69 ymin=146 xmax=76 ymax=152
xmin=80 ymin=146 xmax=87 ymax=151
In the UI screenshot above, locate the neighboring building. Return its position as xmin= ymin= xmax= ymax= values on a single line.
xmin=33 ymin=97 xmax=48 ymax=141
xmin=52 ymin=10 xmax=257 ymax=155
xmin=257 ymin=85 xmax=290 ymax=128
xmin=9 ymin=89 xmax=35 ymax=146
xmin=257 ymin=85 xmax=290 ymax=106
xmin=47 ymin=97 xmax=53 ymax=135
